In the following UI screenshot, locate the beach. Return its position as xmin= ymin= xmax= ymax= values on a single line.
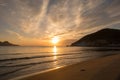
xmin=0 ymin=0 xmax=120 ymax=80
xmin=17 ymin=54 xmax=120 ymax=80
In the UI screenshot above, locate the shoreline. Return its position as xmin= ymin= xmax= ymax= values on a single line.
xmin=13 ymin=54 xmax=120 ymax=80
xmin=11 ymin=65 xmax=66 ymax=80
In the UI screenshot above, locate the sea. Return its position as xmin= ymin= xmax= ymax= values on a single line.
xmin=0 ymin=46 xmax=120 ymax=80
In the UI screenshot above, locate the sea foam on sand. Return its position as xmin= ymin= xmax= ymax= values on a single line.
xmin=13 ymin=54 xmax=120 ymax=80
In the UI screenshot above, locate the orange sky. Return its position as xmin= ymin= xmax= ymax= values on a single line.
xmin=0 ymin=0 xmax=120 ymax=46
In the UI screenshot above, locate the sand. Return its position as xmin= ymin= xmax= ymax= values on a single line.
xmin=17 ymin=54 xmax=120 ymax=80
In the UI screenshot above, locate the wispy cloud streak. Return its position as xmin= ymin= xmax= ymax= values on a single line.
xmin=0 ymin=0 xmax=120 ymax=45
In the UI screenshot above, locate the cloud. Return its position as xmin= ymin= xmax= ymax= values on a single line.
xmin=6 ymin=30 xmax=24 ymax=40
xmin=0 ymin=0 xmax=120 ymax=45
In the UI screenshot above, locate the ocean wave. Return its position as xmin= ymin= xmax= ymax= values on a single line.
xmin=0 ymin=52 xmax=82 ymax=62
xmin=0 ymin=54 xmax=107 ymax=67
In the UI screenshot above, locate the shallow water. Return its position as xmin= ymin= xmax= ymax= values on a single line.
xmin=0 ymin=46 xmax=120 ymax=80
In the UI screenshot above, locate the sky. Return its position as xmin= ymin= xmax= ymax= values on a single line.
xmin=0 ymin=0 xmax=120 ymax=46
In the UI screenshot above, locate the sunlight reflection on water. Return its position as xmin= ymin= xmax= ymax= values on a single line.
xmin=53 ymin=46 xmax=58 ymax=67
xmin=53 ymin=46 xmax=57 ymax=54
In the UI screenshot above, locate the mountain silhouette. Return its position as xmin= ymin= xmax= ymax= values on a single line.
xmin=71 ymin=28 xmax=120 ymax=47
xmin=0 ymin=41 xmax=19 ymax=46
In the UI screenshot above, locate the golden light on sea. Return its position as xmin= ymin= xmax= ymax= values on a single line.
xmin=52 ymin=46 xmax=58 ymax=67
xmin=53 ymin=46 xmax=57 ymax=55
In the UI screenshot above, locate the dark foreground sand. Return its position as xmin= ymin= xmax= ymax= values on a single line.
xmin=17 ymin=54 xmax=120 ymax=80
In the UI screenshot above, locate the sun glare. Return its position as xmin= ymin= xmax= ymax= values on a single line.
xmin=52 ymin=36 xmax=59 ymax=45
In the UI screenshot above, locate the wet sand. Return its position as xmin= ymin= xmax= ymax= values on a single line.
xmin=17 ymin=54 xmax=120 ymax=80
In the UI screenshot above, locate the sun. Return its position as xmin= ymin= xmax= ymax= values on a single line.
xmin=52 ymin=36 xmax=59 ymax=44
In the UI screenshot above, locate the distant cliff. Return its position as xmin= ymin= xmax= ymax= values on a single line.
xmin=0 ymin=41 xmax=19 ymax=46
xmin=71 ymin=28 xmax=120 ymax=47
